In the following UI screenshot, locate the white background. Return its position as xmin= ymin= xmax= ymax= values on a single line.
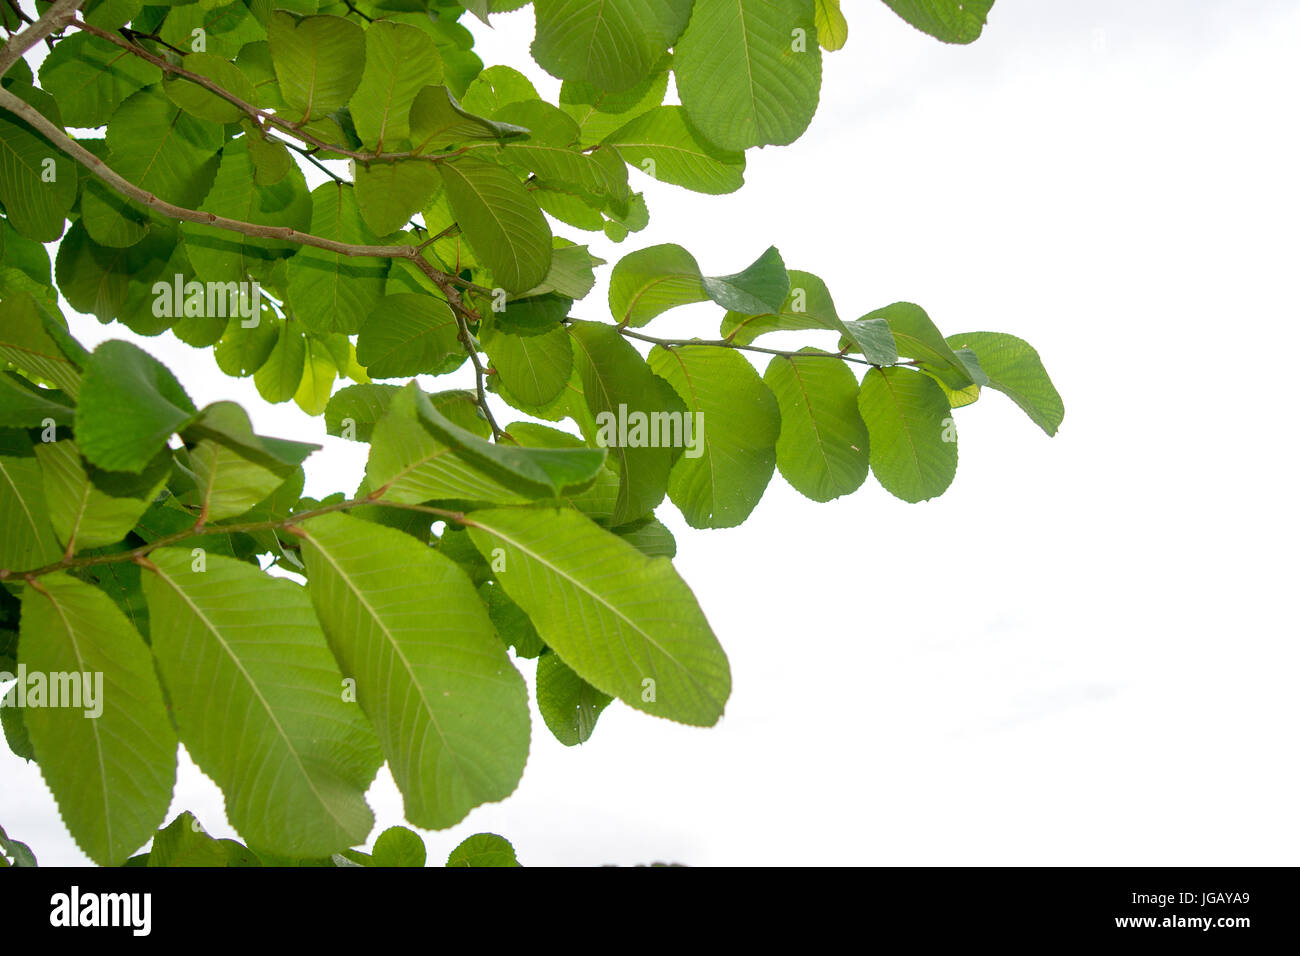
xmin=3 ymin=0 xmax=1298 ymax=866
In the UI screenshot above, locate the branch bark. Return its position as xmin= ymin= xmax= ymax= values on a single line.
xmin=0 ymin=0 xmax=84 ymax=76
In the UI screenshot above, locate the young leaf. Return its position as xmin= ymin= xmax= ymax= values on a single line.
xmin=764 ymin=350 xmax=871 ymax=502
xmin=946 ymin=331 xmax=1064 ymax=435
xmin=296 ymin=512 xmax=531 ymax=831
xmin=466 ymin=506 xmax=731 ymax=726
xmin=19 ymin=574 xmax=177 ymax=867
xmin=857 ymin=365 xmax=957 ymax=502
xmin=648 ymin=344 xmax=781 ymax=528
xmin=141 ymin=548 xmax=383 ymax=857
xmin=815 ymin=0 xmax=849 ymax=50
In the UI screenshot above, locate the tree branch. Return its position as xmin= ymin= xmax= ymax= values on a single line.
xmin=0 ymin=0 xmax=83 ymax=77
xmin=5 ymin=493 xmax=477 ymax=582
xmin=69 ymin=18 xmax=469 ymax=167
xmin=593 ymin=323 xmax=885 ymax=368
xmin=0 ymin=84 xmax=449 ymax=264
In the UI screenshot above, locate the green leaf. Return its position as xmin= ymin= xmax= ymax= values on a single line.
xmin=183 ymin=137 xmax=313 ymax=283
xmin=354 ymin=161 xmax=442 ymax=236
xmin=466 ymin=507 xmax=731 ymax=726
xmin=459 ymin=65 xmax=539 ymax=117
xmin=75 ymin=340 xmax=197 ymax=473
xmin=19 ymin=573 xmax=176 ymax=866
xmin=409 ymin=85 xmax=529 ymax=153
xmin=36 ymin=33 xmax=160 ymax=129
xmin=764 ymin=349 xmax=871 ymax=501
xmin=721 ymin=269 xmax=846 ymax=345
xmin=481 ymin=295 xmax=574 ymax=406
xmin=0 ymin=371 xmax=73 ymax=429
xmin=607 ymin=243 xmax=707 ymax=328
xmin=370 ymin=826 xmax=426 ymax=867
xmin=268 ymin=12 xmax=365 ymax=123
xmin=147 ymin=813 xmax=261 ymax=867
xmin=365 ymin=383 xmax=532 ymax=505
xmin=181 ymin=401 xmax=316 ymax=522
xmin=612 ymin=514 xmax=677 ymax=557
xmin=536 ymin=649 xmax=613 ymax=746
xmin=350 ymin=20 xmax=444 ymax=150
xmin=438 ymin=158 xmax=552 ymax=294
xmin=163 ymin=52 xmax=258 ymax=124
xmin=675 ymin=0 xmax=823 ymax=151
xmin=701 ymin=245 xmax=790 ymax=315
xmin=414 ymin=388 xmax=606 ymax=496
xmin=355 ymin=293 xmax=460 ymax=378
xmin=141 ymin=548 xmax=382 ymax=857
xmin=500 ymin=142 xmax=630 ymax=210
xmin=0 ymin=292 xmax=81 ymax=395
xmin=648 ymin=344 xmax=780 ymax=528
xmin=608 ymin=244 xmax=788 ymax=327
xmin=0 ymin=453 xmax=61 ymax=573
xmin=479 ymin=579 xmax=545 ymax=658
xmin=945 ymin=331 xmax=1064 ymax=435
xmin=838 ymin=317 xmax=899 ymax=365
xmin=857 ymin=365 xmax=957 ymax=502
xmin=605 ymin=106 xmax=746 ymax=195
xmin=569 ymin=320 xmax=686 ymax=524
xmin=559 ymin=62 xmax=671 ymax=146
xmin=297 ymin=512 xmax=530 ymax=830
xmin=0 ymin=111 xmax=76 ymax=241
xmin=815 ymin=0 xmax=848 ymax=50
xmin=105 ymin=86 xmax=222 ymax=208
xmin=446 ymin=832 xmax=519 ymax=867
xmin=254 ymin=323 xmax=306 ymax=403
xmin=286 ymin=183 xmax=388 ymax=335
xmin=293 ymin=337 xmax=338 ymax=416
xmin=34 ymin=440 xmax=166 ymax=554
xmin=531 ymin=0 xmax=691 ymax=92
xmin=0 ymin=822 xmax=37 ymax=867
xmin=867 ymin=302 xmax=973 ymax=389
xmin=882 ymin=0 xmax=994 ymax=44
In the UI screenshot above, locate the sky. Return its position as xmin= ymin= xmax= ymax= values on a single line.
xmin=3 ymin=0 xmax=1299 ymax=866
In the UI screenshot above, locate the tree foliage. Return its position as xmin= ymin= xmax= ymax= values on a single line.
xmin=0 ymin=0 xmax=1060 ymax=866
